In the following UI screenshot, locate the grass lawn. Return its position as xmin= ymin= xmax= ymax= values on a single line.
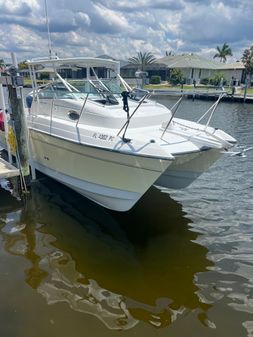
xmin=23 ymin=78 xmax=49 ymax=87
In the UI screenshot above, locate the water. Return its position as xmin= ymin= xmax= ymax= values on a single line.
xmin=0 ymin=98 xmax=253 ymax=337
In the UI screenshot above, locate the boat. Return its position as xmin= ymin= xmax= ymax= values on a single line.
xmin=26 ymin=56 xmax=175 ymax=211
xmin=155 ymin=113 xmax=236 ymax=189
xmin=11 ymin=56 xmax=236 ymax=211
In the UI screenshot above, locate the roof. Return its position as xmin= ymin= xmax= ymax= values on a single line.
xmin=156 ymin=54 xmax=220 ymax=69
xmin=216 ymin=61 xmax=245 ymax=70
xmin=121 ymin=63 xmax=168 ymax=70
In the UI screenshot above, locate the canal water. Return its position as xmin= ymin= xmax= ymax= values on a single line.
xmin=0 ymin=98 xmax=253 ymax=337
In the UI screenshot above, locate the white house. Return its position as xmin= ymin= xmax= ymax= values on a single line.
xmin=216 ymin=61 xmax=245 ymax=86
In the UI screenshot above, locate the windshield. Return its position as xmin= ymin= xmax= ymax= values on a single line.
xmin=35 ymin=77 xmax=147 ymax=105
xmin=67 ymin=79 xmax=120 ymax=105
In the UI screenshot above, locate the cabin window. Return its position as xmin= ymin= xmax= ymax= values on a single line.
xmin=38 ymin=82 xmax=73 ymax=99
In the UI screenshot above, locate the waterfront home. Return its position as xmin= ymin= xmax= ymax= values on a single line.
xmin=121 ymin=53 xmax=246 ymax=86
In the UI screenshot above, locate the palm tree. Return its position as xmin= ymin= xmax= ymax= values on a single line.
xmin=128 ymin=52 xmax=156 ymax=71
xmin=166 ymin=50 xmax=174 ymax=56
xmin=213 ymin=43 xmax=232 ymax=63
xmin=241 ymin=45 xmax=253 ymax=102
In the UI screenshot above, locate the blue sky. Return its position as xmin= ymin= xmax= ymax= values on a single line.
xmin=0 ymin=0 xmax=252 ymax=63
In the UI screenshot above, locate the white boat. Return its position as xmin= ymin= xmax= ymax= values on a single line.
xmin=26 ymin=56 xmax=175 ymax=211
xmin=155 ymin=115 xmax=236 ymax=189
xmin=24 ymin=56 xmax=235 ymax=210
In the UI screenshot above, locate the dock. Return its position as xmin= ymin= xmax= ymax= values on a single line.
xmin=0 ymin=156 xmax=20 ymax=179
xmin=186 ymin=93 xmax=253 ymax=103
xmin=151 ymin=89 xmax=253 ymax=103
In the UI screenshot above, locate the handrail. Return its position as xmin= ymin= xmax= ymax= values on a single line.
xmin=55 ymin=73 xmax=77 ymax=92
xmin=197 ymin=92 xmax=226 ymax=127
xmin=90 ymin=67 xmax=110 ymax=92
xmin=89 ymin=80 xmax=107 ymax=98
xmin=49 ymin=94 xmax=55 ymax=134
xmin=76 ymin=93 xmax=89 ymax=128
xmin=172 ymin=119 xmax=232 ymax=148
xmin=88 ymin=79 xmax=119 ymax=105
xmin=117 ymin=74 xmax=132 ymax=92
xmin=160 ymin=95 xmax=184 ymax=140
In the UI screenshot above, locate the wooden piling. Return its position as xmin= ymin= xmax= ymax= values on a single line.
xmin=7 ymin=58 xmax=30 ymax=186
xmin=7 ymin=84 xmax=29 ymax=176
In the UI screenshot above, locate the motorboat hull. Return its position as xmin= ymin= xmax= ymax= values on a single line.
xmin=29 ymin=130 xmax=171 ymax=211
xmin=155 ymin=148 xmax=223 ymax=189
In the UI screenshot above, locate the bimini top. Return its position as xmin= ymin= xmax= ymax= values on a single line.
xmin=26 ymin=56 xmax=120 ymax=72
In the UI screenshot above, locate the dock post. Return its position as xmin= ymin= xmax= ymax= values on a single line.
xmin=243 ymin=78 xmax=248 ymax=103
xmin=0 ymin=79 xmax=12 ymax=163
xmin=7 ymin=54 xmax=30 ymax=187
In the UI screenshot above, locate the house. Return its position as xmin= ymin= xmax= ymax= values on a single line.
xmin=155 ymin=54 xmax=220 ymax=84
xmin=120 ymin=62 xmax=170 ymax=81
xmin=121 ymin=54 xmax=246 ymax=85
xmin=216 ymin=61 xmax=246 ymax=86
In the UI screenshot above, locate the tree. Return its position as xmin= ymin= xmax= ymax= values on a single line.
xmin=209 ymin=72 xmax=226 ymax=86
xmin=168 ymin=68 xmax=184 ymax=85
xmin=213 ymin=43 xmax=232 ymax=63
xmin=166 ymin=50 xmax=174 ymax=56
xmin=241 ymin=45 xmax=253 ymax=101
xmin=128 ymin=52 xmax=156 ymax=71
xmin=18 ymin=61 xmax=28 ymax=70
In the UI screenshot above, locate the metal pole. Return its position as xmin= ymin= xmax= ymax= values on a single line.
xmin=160 ymin=95 xmax=183 ymax=140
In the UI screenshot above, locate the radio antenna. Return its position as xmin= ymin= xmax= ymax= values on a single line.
xmin=44 ymin=0 xmax=52 ymax=58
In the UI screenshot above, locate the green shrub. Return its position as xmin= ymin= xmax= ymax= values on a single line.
xmin=40 ymin=72 xmax=50 ymax=80
xmin=200 ymin=78 xmax=209 ymax=85
xmin=150 ymin=75 xmax=161 ymax=84
xmin=209 ymin=73 xmax=227 ymax=86
xmin=168 ymin=68 xmax=184 ymax=85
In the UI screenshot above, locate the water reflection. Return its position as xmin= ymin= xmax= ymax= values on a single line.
xmin=0 ymin=179 xmax=212 ymax=330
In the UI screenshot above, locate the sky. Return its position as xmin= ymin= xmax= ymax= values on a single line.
xmin=0 ymin=0 xmax=252 ymax=63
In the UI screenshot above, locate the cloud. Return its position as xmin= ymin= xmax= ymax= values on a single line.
xmin=177 ymin=2 xmax=253 ymax=44
xmin=98 ymin=0 xmax=184 ymax=12
xmin=89 ymin=3 xmax=130 ymax=34
xmin=0 ymin=0 xmax=39 ymax=14
xmin=0 ymin=0 xmax=252 ymax=62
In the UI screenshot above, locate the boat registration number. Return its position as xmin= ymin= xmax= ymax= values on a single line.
xmin=92 ymin=132 xmax=115 ymax=142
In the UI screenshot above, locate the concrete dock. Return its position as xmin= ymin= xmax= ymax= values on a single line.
xmin=186 ymin=93 xmax=253 ymax=103
xmin=0 ymin=156 xmax=20 ymax=179
xmin=151 ymin=89 xmax=253 ymax=103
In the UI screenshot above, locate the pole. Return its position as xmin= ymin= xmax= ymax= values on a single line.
xmin=7 ymin=55 xmax=30 ymax=180
xmin=243 ymin=77 xmax=248 ymax=103
xmin=0 ymin=79 xmax=12 ymax=163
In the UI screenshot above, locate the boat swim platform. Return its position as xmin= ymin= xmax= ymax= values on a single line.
xmin=0 ymin=157 xmax=20 ymax=179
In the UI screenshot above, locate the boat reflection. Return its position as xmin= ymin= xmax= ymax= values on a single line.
xmin=1 ymin=179 xmax=213 ymax=330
